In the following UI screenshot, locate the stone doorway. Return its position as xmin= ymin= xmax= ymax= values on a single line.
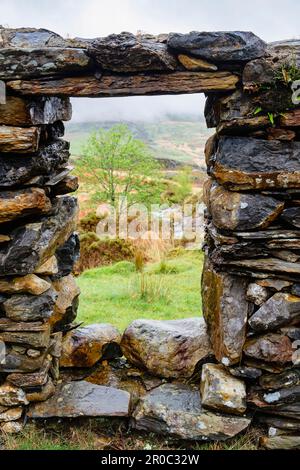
xmin=0 ymin=27 xmax=299 ymax=447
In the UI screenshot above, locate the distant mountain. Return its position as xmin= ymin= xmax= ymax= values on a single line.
xmin=65 ymin=118 xmax=213 ymax=169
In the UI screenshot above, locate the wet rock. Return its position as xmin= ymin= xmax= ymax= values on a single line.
xmin=0 ymin=347 xmax=48 ymax=373
xmin=281 ymin=207 xmax=300 ymax=228
xmin=243 ymin=57 xmax=281 ymax=89
xmin=44 ymin=166 xmax=73 ymax=188
xmin=210 ymin=137 xmax=300 ymax=191
xmin=261 ymin=403 xmax=300 ymax=420
xmin=0 ymin=45 xmax=92 ymax=80
xmin=0 ymin=319 xmax=51 ymax=349
xmin=229 ymin=366 xmax=262 ymax=381
xmin=280 ymin=326 xmax=300 ymax=341
xmin=60 ymin=324 xmax=121 ymax=368
xmin=85 ymin=359 xmax=147 ymax=405
xmin=50 ymin=175 xmax=79 ymax=196
xmin=259 ymin=369 xmax=300 ymax=391
xmin=52 ymin=233 xmax=80 ymax=280
xmin=280 ymin=109 xmax=300 ymax=127
xmin=0 ymin=420 xmax=24 ymax=434
xmin=246 ymin=283 xmax=269 ymax=306
xmin=243 ymin=358 xmax=288 ymax=375
xmin=0 ymin=197 xmax=77 ymax=276
xmin=7 ymin=362 xmax=50 ymax=389
xmin=0 ymin=407 xmax=23 ymax=422
xmin=217 ymin=116 xmax=270 ymax=135
xmin=0 ymin=188 xmax=51 ymax=224
xmin=49 ymin=332 xmax=63 ymax=359
xmin=244 ymin=333 xmax=294 ymax=364
xmin=26 ymin=377 xmax=56 ymax=403
xmin=292 ymin=284 xmax=300 ymax=296
xmin=270 ymin=250 xmax=299 ymax=263
xmin=233 ymin=229 xmax=300 ymax=241
xmin=202 ymin=258 xmax=250 ymax=366
xmin=133 ymin=383 xmax=251 ymax=441
xmin=258 ymin=414 xmax=300 ymax=432
xmin=27 ymin=349 xmax=41 ymax=358
xmin=205 ymin=222 xmax=239 ymax=246
xmin=0 ymin=126 xmax=41 ymax=153
xmin=267 ymin=128 xmax=296 ymax=141
xmin=260 ymin=435 xmax=300 ymax=450
xmin=204 ymin=135 xmax=218 ymax=167
xmin=257 ymin=279 xmax=292 ymax=292
xmin=243 ymin=41 xmax=300 ymax=90
xmin=44 ymin=121 xmax=65 ymax=140
xmin=249 ymin=293 xmax=300 ymax=332
xmin=226 ymin=258 xmax=300 ymax=277
xmin=0 ymin=139 xmax=70 ymax=188
xmin=248 ymin=385 xmax=300 ymax=409
xmin=201 ymin=364 xmax=247 ymax=415
xmin=177 ymin=54 xmax=217 ymax=71
xmin=0 ymin=96 xmax=72 ymax=126
xmin=0 ymin=294 xmax=7 ymax=314
xmin=3 ymin=289 xmax=57 ymax=322
xmin=121 ymin=318 xmax=213 ymax=379
xmin=204 ymin=89 xmax=273 ymax=132
xmin=0 ymin=27 xmax=66 ymax=48
xmin=206 ymin=183 xmax=284 ymax=231
xmin=205 ymin=90 xmax=253 ymax=128
xmin=0 ymin=383 xmax=28 ymax=406
xmin=51 ymin=274 xmax=80 ymax=329
xmin=89 ymin=32 xmax=177 ymax=72
xmin=168 ymin=31 xmax=267 ymax=62
xmin=0 ymin=275 xmax=51 ymax=295
xmin=49 ymin=358 xmax=60 ymax=382
xmin=0 ymin=235 xmax=10 ymax=243
xmin=7 ymin=71 xmax=239 ymax=97
xmin=27 ymin=381 xmax=130 ymax=418
xmin=35 ymin=256 xmax=58 ymax=276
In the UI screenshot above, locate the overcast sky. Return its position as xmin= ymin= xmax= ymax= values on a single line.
xmin=2 ymin=0 xmax=299 ymax=122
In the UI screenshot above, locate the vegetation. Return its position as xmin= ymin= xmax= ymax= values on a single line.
xmin=76 ymin=232 xmax=134 ymax=273
xmin=76 ymin=124 xmax=163 ymax=208
xmin=2 ymin=420 xmax=263 ymax=451
xmin=66 ymin=118 xmax=211 ymax=167
xmin=274 ymin=60 xmax=300 ymax=86
xmin=77 ymin=250 xmax=203 ymax=331
xmin=162 ymin=166 xmax=196 ymax=204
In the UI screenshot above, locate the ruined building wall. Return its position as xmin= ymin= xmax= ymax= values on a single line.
xmin=0 ymin=27 xmax=299 ymax=446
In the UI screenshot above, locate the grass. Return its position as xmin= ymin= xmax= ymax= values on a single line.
xmin=76 ymin=250 xmax=203 ymax=331
xmin=2 ymin=420 xmax=263 ymax=451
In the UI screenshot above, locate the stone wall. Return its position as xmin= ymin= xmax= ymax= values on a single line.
xmin=0 ymin=27 xmax=299 ymax=448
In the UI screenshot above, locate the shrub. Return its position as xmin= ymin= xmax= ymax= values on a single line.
xmin=75 ymin=232 xmax=134 ymax=274
xmin=131 ymin=273 xmax=170 ymax=304
xmin=79 ymin=213 xmax=104 ymax=233
xmin=153 ymin=260 xmax=180 ymax=274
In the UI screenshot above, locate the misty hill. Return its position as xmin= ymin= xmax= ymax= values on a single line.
xmin=65 ymin=117 xmax=213 ymax=169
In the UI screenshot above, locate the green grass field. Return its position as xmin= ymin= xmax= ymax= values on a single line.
xmin=3 ymin=420 xmax=261 ymax=451
xmin=77 ymin=250 xmax=203 ymax=331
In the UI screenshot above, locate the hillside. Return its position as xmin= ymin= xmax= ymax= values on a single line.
xmin=65 ymin=117 xmax=212 ymax=169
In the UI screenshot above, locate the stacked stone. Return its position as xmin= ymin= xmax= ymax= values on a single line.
xmin=0 ymin=82 xmax=80 ymax=430
xmin=1 ymin=26 xmax=300 ymax=447
xmin=201 ymin=39 xmax=300 ymax=448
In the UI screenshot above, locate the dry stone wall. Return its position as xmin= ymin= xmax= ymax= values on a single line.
xmin=0 ymin=27 xmax=299 ymax=448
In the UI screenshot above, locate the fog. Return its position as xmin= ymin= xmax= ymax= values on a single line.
xmin=2 ymin=0 xmax=299 ymax=122
xmin=70 ymin=94 xmax=205 ymax=123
